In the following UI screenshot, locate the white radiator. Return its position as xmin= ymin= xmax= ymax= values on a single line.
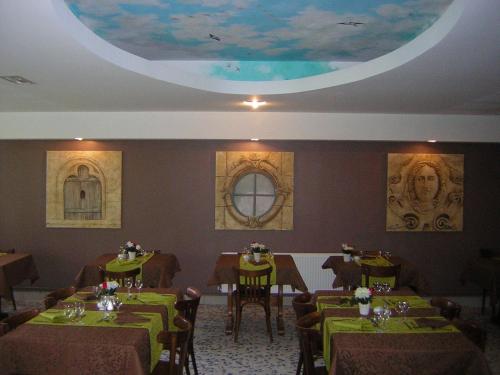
xmin=219 ymin=252 xmax=340 ymax=293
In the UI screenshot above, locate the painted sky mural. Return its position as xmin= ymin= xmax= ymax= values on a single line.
xmin=65 ymin=0 xmax=453 ymax=81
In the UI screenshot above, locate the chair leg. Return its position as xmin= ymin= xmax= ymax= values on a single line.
xmin=184 ymin=358 xmax=191 ymax=375
xmin=265 ymin=303 xmax=273 ymax=343
xmin=10 ymin=287 xmax=16 ymax=311
xmin=296 ymin=352 xmax=303 ymax=375
xmin=234 ymin=305 xmax=242 ymax=343
xmin=189 ymin=342 xmax=198 ymax=375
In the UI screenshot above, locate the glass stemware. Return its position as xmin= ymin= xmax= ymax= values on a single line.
xmin=125 ymin=277 xmax=133 ymax=299
xmin=74 ymin=301 xmax=85 ymax=324
xmin=395 ymin=301 xmax=410 ymax=320
xmin=63 ymin=302 xmax=76 ymax=322
xmin=135 ymin=278 xmax=143 ymax=298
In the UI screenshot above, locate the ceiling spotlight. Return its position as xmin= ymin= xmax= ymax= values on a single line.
xmin=427 ymin=139 xmax=437 ymax=143
xmin=243 ymin=99 xmax=267 ymax=109
xmin=250 ymin=138 xmax=260 ymax=141
xmin=74 ymin=137 xmax=84 ymax=141
xmin=0 ymin=75 xmax=35 ymax=85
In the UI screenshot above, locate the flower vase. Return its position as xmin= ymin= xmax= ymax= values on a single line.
xmin=128 ymin=251 xmax=136 ymax=260
xmin=253 ymin=253 xmax=261 ymax=263
xmin=359 ymin=303 xmax=370 ymax=316
xmin=343 ymin=253 xmax=351 ymax=262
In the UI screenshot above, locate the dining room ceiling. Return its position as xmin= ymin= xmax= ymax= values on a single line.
xmin=0 ymin=0 xmax=499 ymax=115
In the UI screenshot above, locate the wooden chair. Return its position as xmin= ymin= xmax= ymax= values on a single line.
xmin=430 ymin=297 xmax=462 ymax=320
xmin=452 ymin=318 xmax=487 ymax=352
xmin=0 ymin=308 xmax=40 ymax=337
xmin=100 ymin=267 xmax=141 ymax=286
xmin=175 ymin=287 xmax=201 ymax=375
xmin=296 ymin=311 xmax=327 ymax=375
xmin=361 ymin=263 xmax=401 ymax=289
xmin=1 ymin=248 xmax=17 ymax=311
xmin=232 ymin=266 xmax=273 ymax=343
xmin=479 ymin=248 xmax=500 ymax=314
xmin=153 ymin=315 xmax=192 ymax=375
xmin=43 ymin=286 xmax=77 ymax=309
xmin=292 ymin=292 xmax=320 ymax=375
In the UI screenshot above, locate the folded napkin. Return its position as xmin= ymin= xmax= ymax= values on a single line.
xmin=320 ymin=297 xmax=352 ymax=306
xmin=39 ymin=311 xmax=66 ymax=323
xmin=136 ymin=294 xmax=168 ymax=304
xmin=114 ymin=312 xmax=150 ymax=325
xmin=74 ymin=293 xmax=97 ymax=301
xmin=414 ymin=318 xmax=451 ymax=329
xmin=333 ymin=319 xmax=364 ymax=331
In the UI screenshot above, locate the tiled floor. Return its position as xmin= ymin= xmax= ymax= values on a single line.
xmin=2 ymin=291 xmax=500 ymax=375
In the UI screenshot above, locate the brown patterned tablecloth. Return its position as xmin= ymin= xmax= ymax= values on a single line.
xmin=0 ymin=253 xmax=39 ymax=300
xmin=321 ymin=256 xmax=431 ymax=295
xmin=0 ymin=287 xmax=181 ymax=375
xmin=74 ymin=253 xmax=181 ymax=288
xmin=207 ymin=253 xmax=308 ymax=291
xmin=315 ymin=289 xmax=492 ymax=375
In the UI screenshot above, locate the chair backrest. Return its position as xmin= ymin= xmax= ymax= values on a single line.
xmin=156 ymin=315 xmax=192 ymax=375
xmin=452 ymin=318 xmax=487 ymax=352
xmin=361 ymin=263 xmax=401 ymax=289
xmin=430 ymin=297 xmax=462 ymax=320
xmin=234 ymin=266 xmax=273 ymax=303
xmin=43 ymin=287 xmax=77 ymax=309
xmin=174 ymin=287 xmax=201 ymax=331
xmin=292 ymin=292 xmax=316 ymax=320
xmin=296 ymin=311 xmax=323 ymax=375
xmin=101 ymin=267 xmax=141 ymax=286
xmin=0 ymin=308 xmax=40 ymax=336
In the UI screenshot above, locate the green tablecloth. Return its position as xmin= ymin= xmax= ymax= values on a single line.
xmin=239 ymin=254 xmax=276 ymax=285
xmin=323 ymin=316 xmax=459 ymax=370
xmin=317 ymin=294 xmax=430 ymax=311
xmin=0 ymin=252 xmax=7 ymax=256
xmin=29 ymin=309 xmax=164 ymax=372
xmin=105 ymin=253 xmax=155 ymax=283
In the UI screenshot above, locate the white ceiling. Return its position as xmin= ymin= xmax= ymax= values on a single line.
xmin=0 ymin=0 xmax=499 ymax=142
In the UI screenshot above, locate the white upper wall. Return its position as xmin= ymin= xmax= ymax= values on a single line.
xmin=1 ymin=112 xmax=499 ymax=142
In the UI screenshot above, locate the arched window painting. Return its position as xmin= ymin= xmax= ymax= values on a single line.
xmin=386 ymin=153 xmax=463 ymax=231
xmin=46 ymin=151 xmax=122 ymax=228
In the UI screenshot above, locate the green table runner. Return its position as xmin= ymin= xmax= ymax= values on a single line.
xmin=29 ymin=309 xmax=163 ymax=372
xmin=239 ymin=254 xmax=277 ymax=285
xmin=65 ymin=292 xmax=177 ymax=331
xmin=105 ymin=253 xmax=154 ymax=283
xmin=0 ymin=252 xmax=7 ymax=256
xmin=317 ymin=295 xmax=430 ymax=311
xmin=359 ymin=256 xmax=396 ymax=287
xmin=323 ymin=316 xmax=459 ymax=370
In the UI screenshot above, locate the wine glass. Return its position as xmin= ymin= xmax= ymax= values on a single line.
xmin=113 ymin=295 xmax=123 ymax=311
xmin=125 ymin=277 xmax=133 ymax=299
xmin=395 ymin=301 xmax=410 ymax=320
xmin=63 ymin=303 xmax=76 ymax=322
xmin=135 ymin=278 xmax=143 ymax=298
xmin=74 ymin=301 xmax=85 ymax=324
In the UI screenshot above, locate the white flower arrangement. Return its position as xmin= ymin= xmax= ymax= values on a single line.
xmin=250 ymin=242 xmax=269 ymax=253
xmin=353 ymin=287 xmax=372 ymax=304
xmin=123 ymin=241 xmax=142 ymax=253
xmin=341 ymin=243 xmax=354 ymax=253
xmin=98 ymin=280 xmax=120 ymax=296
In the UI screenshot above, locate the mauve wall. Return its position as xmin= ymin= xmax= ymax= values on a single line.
xmin=0 ymin=140 xmax=499 ymax=295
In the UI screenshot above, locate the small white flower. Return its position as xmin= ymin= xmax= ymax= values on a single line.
xmin=126 ymin=241 xmax=134 ymax=248
xmin=136 ymin=244 xmax=141 ymax=250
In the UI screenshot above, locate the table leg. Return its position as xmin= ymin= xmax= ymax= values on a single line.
xmin=225 ymin=283 xmax=234 ymax=335
xmin=277 ymin=284 xmax=285 ymax=335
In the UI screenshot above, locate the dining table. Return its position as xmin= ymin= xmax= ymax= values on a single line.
xmin=322 ymin=255 xmax=431 ymax=294
xmin=315 ymin=288 xmax=492 ymax=375
xmin=0 ymin=252 xmax=39 ymax=313
xmin=207 ymin=253 xmax=308 ymax=335
xmin=0 ymin=287 xmax=182 ymax=375
xmin=74 ymin=252 xmax=181 ymax=289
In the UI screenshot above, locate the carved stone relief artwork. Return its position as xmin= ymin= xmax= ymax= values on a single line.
xmin=386 ymin=153 xmax=463 ymax=231
xmin=215 ymin=151 xmax=294 ymax=230
xmin=46 ymin=151 xmax=122 ymax=228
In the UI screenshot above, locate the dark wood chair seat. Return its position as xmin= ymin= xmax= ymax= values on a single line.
xmin=232 ymin=265 xmax=273 ymax=343
xmin=175 ymin=287 xmax=201 ymax=375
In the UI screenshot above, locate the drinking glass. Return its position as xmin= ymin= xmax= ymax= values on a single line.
xmin=113 ymin=295 xmax=123 ymax=311
xmin=135 ymin=278 xmax=143 ymax=297
xmin=125 ymin=277 xmax=133 ymax=299
xmin=382 ymin=282 xmax=392 ymax=293
xmin=74 ymin=301 xmax=85 ymax=324
xmin=63 ymin=303 xmax=76 ymax=322
xmin=100 ymin=296 xmax=111 ymax=321
xmin=395 ymin=301 xmax=410 ymax=320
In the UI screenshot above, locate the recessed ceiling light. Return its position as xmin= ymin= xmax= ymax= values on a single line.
xmin=243 ymin=99 xmax=267 ymax=109
xmin=250 ymin=138 xmax=260 ymax=141
xmin=427 ymin=139 xmax=437 ymax=143
xmin=74 ymin=137 xmax=84 ymax=141
xmin=0 ymin=75 xmax=36 ymax=85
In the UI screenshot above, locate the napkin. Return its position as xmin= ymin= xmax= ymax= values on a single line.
xmin=74 ymin=293 xmax=97 ymax=301
xmin=136 ymin=294 xmax=168 ymax=304
xmin=414 ymin=318 xmax=451 ymax=329
xmin=39 ymin=311 xmax=66 ymax=323
xmin=333 ymin=319 xmax=364 ymax=331
xmin=114 ymin=312 xmax=150 ymax=325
